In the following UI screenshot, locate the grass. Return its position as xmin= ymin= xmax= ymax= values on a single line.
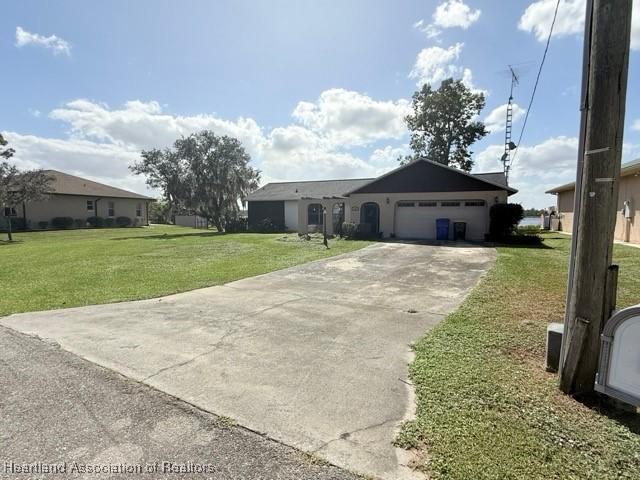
xmin=0 ymin=225 xmax=370 ymax=317
xmin=397 ymin=233 xmax=640 ymax=479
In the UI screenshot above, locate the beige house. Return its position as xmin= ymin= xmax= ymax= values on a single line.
xmin=247 ymin=159 xmax=517 ymax=241
xmin=6 ymin=170 xmax=153 ymax=229
xmin=547 ymin=158 xmax=640 ymax=244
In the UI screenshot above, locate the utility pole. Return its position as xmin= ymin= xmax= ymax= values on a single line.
xmin=560 ymin=0 xmax=633 ymax=395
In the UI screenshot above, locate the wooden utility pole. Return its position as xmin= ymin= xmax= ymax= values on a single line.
xmin=560 ymin=0 xmax=633 ymax=395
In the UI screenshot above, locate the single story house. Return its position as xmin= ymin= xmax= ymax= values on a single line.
xmin=546 ymin=158 xmax=640 ymax=245
xmin=4 ymin=170 xmax=154 ymax=228
xmin=247 ymin=159 xmax=517 ymax=241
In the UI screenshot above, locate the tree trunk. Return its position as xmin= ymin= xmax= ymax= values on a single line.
xmin=6 ymin=217 xmax=13 ymax=242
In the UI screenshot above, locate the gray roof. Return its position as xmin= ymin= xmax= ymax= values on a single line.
xmin=473 ymin=172 xmax=508 ymax=187
xmin=546 ymin=158 xmax=640 ymax=194
xmin=247 ymin=178 xmax=375 ymax=201
xmin=249 ymin=163 xmax=515 ymax=201
xmin=44 ymin=170 xmax=154 ymax=200
xmin=346 ymin=159 xmax=517 ymax=195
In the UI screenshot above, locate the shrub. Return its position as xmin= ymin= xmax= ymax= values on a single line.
xmin=38 ymin=221 xmax=49 ymax=229
xmin=74 ymin=218 xmax=85 ymax=228
xmin=341 ymin=222 xmax=357 ymax=239
xmin=104 ymin=217 xmax=116 ymax=228
xmin=489 ymin=203 xmax=524 ymax=238
xmin=115 ymin=216 xmax=132 ymax=227
xmin=87 ymin=216 xmax=105 ymax=228
xmin=0 ymin=217 xmax=27 ymax=232
xmin=225 ymin=217 xmax=247 ymax=233
xmin=251 ymin=217 xmax=284 ymax=233
xmin=51 ymin=216 xmax=74 ymax=229
xmin=341 ymin=222 xmax=376 ymax=240
xmin=9 ymin=217 xmax=27 ymax=231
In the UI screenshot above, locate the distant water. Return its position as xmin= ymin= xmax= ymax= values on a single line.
xmin=520 ymin=216 xmax=541 ymax=227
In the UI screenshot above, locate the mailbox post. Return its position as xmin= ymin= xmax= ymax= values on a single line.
xmin=595 ymin=304 xmax=640 ymax=406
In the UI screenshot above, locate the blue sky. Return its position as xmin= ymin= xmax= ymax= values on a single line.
xmin=2 ymin=0 xmax=639 ymax=207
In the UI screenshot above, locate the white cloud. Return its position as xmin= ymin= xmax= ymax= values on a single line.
xmin=633 ymin=119 xmax=640 ymax=131
xmin=474 ymin=136 xmax=579 ymax=207
xmin=408 ymin=44 xmax=483 ymax=92
xmin=413 ymin=19 xmax=442 ymax=39
xmin=15 ymin=26 xmax=71 ymax=56
xmin=474 ymin=136 xmax=640 ymax=207
xmin=433 ymin=0 xmax=481 ymax=29
xmin=49 ymin=99 xmax=266 ymax=155
xmin=5 ymin=89 xmax=413 ymax=192
xmin=3 ymin=131 xmax=149 ymax=194
xmin=519 ymin=0 xmax=639 ymax=50
xmin=369 ymin=145 xmax=410 ymax=167
xmin=409 ymin=43 xmax=464 ymax=86
xmin=291 ymin=89 xmax=409 ymax=147
xmin=415 ymin=0 xmax=481 ymax=39
xmin=483 ymin=103 xmax=526 ymax=133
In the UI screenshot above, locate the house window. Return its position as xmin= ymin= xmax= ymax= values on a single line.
xmin=107 ymin=201 xmax=115 ymax=217
xmin=465 ymin=200 xmax=486 ymax=207
xmin=136 ymin=203 xmax=142 ymax=217
xmin=441 ymin=201 xmax=461 ymax=207
xmin=3 ymin=207 xmax=17 ymax=217
xmin=418 ymin=201 xmax=437 ymax=207
xmin=87 ymin=200 xmax=94 ymax=212
xmin=397 ymin=202 xmax=415 ymax=207
xmin=307 ymin=203 xmax=323 ymax=225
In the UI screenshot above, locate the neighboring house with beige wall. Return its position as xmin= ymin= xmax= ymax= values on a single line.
xmin=546 ymin=158 xmax=640 ymax=245
xmin=247 ymin=159 xmax=516 ymax=241
xmin=4 ymin=170 xmax=153 ymax=229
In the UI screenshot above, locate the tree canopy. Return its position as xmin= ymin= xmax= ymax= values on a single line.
xmin=1 ymin=134 xmax=16 ymax=160
xmin=403 ymin=78 xmax=488 ymax=171
xmin=131 ymin=130 xmax=260 ymax=231
xmin=0 ymin=135 xmax=53 ymax=241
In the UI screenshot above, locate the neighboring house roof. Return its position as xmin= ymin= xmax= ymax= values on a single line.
xmin=347 ymin=159 xmax=517 ymax=195
xmin=43 ymin=170 xmax=154 ymax=200
xmin=546 ymin=158 xmax=640 ymax=194
xmin=247 ymin=178 xmax=375 ymax=201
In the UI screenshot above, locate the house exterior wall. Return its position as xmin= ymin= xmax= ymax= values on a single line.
xmin=557 ymin=190 xmax=574 ymax=233
xmin=284 ymin=200 xmax=299 ymax=232
xmin=296 ymin=198 xmax=344 ymax=236
xmin=297 ymin=190 xmax=507 ymax=239
xmin=21 ymin=194 xmax=148 ymax=227
xmin=553 ymin=173 xmax=640 ymax=244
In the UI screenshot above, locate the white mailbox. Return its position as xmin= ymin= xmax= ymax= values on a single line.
xmin=595 ymin=304 xmax=640 ymax=406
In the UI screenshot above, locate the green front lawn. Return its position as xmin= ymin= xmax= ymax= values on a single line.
xmin=0 ymin=225 xmax=370 ymax=317
xmin=397 ymin=234 xmax=640 ymax=479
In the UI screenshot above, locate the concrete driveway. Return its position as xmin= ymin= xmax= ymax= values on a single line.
xmin=2 ymin=242 xmax=495 ymax=479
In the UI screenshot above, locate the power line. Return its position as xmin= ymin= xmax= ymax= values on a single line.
xmin=509 ymin=0 xmax=561 ymax=169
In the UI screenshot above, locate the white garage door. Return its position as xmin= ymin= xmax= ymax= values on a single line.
xmin=394 ymin=200 xmax=487 ymax=240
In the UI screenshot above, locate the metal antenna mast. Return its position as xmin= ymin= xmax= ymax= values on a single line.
xmin=502 ymin=66 xmax=519 ymax=183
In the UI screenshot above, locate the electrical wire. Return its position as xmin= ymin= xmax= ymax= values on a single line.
xmin=510 ymin=0 xmax=561 ymax=168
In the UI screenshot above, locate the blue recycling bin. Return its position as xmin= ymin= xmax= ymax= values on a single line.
xmin=436 ymin=218 xmax=450 ymax=240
